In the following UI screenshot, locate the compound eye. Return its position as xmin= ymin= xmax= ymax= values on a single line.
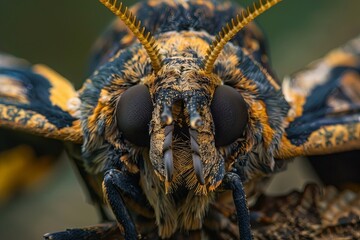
xmin=116 ymin=85 xmax=153 ymax=147
xmin=211 ymin=85 xmax=248 ymax=147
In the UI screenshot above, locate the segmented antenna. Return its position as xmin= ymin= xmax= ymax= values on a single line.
xmin=99 ymin=0 xmax=163 ymax=72
xmin=203 ymin=0 xmax=282 ymax=74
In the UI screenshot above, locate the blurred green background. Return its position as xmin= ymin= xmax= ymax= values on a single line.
xmin=0 ymin=0 xmax=359 ymax=239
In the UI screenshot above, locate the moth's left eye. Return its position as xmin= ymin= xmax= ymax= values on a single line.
xmin=116 ymin=85 xmax=153 ymax=147
xmin=211 ymin=85 xmax=248 ymax=147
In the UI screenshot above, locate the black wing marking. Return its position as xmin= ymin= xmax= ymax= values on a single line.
xmin=0 ymin=54 xmax=82 ymax=142
xmin=277 ymin=35 xmax=360 ymax=158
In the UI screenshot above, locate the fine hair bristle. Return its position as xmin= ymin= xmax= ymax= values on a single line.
xmin=99 ymin=0 xmax=163 ymax=72
xmin=203 ymin=0 xmax=282 ymax=74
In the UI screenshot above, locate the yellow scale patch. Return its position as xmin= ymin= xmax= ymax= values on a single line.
xmin=32 ymin=64 xmax=78 ymax=114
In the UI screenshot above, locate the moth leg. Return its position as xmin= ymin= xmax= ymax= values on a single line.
xmin=43 ymin=222 xmax=122 ymax=240
xmin=222 ymin=172 xmax=253 ymax=240
xmin=103 ymin=169 xmax=143 ymax=240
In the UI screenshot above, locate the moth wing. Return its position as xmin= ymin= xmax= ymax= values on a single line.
xmin=277 ymin=35 xmax=360 ymax=158
xmin=0 ymin=54 xmax=82 ymax=143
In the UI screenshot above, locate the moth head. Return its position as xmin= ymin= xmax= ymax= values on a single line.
xmin=101 ymin=0 xmax=281 ymax=193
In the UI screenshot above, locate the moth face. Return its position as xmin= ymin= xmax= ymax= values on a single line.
xmin=115 ymin=64 xmax=248 ymax=192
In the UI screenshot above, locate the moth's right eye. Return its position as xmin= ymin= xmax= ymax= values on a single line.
xmin=116 ymin=85 xmax=153 ymax=147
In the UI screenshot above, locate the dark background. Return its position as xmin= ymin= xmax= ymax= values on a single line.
xmin=0 ymin=0 xmax=359 ymax=239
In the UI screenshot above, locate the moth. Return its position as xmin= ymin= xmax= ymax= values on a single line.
xmin=0 ymin=0 xmax=359 ymax=239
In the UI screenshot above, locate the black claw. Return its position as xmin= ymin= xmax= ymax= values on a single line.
xmin=163 ymin=125 xmax=174 ymax=181
xmin=42 ymin=222 xmax=120 ymax=240
xmin=189 ymin=129 xmax=205 ymax=185
xmin=163 ymin=127 xmax=173 ymax=150
xmin=164 ymin=149 xmax=174 ymax=181
xmin=190 ymin=135 xmax=200 ymax=154
xmin=192 ymin=153 xmax=205 ymax=185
